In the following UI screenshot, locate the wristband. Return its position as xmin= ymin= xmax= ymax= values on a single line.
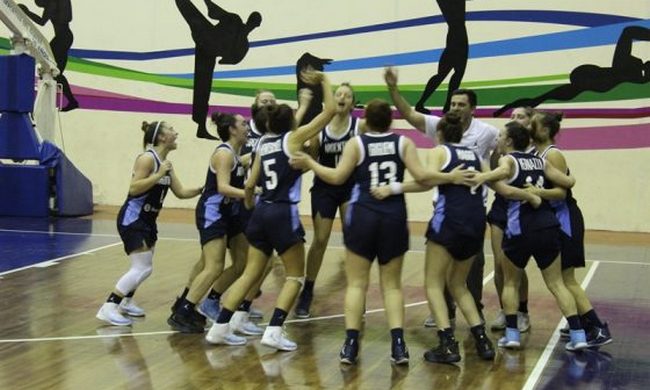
xmin=389 ymin=182 xmax=404 ymax=195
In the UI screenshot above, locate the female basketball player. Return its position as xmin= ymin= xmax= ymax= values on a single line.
xmin=96 ymin=121 xmax=202 ymax=326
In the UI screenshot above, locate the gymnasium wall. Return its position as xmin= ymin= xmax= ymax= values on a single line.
xmin=1 ymin=0 xmax=649 ymax=232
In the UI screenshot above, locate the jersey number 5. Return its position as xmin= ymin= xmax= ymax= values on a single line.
xmin=263 ymin=159 xmax=278 ymax=190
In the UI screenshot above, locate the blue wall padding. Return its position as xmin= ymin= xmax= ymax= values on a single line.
xmin=0 ymin=54 xmax=35 ymax=112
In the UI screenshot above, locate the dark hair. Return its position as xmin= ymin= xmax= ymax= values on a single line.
xmin=141 ymin=121 xmax=164 ymax=149
xmin=253 ymin=107 xmax=269 ymax=134
xmin=451 ymin=89 xmax=477 ymax=107
xmin=436 ymin=112 xmax=464 ymax=143
xmin=266 ymin=104 xmax=295 ymax=134
xmin=364 ymin=99 xmax=392 ymax=132
xmin=535 ymin=111 xmax=564 ymax=140
xmin=210 ymin=111 xmax=236 ymax=141
xmin=505 ymin=121 xmax=530 ymax=151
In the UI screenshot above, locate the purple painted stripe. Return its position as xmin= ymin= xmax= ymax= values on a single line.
xmin=396 ymin=124 xmax=650 ymax=150
xmin=472 ymin=107 xmax=650 ymax=119
xmin=72 ymin=91 xmax=650 ymax=120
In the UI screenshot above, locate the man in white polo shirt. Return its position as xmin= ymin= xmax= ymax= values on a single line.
xmin=384 ymin=67 xmax=498 ymax=327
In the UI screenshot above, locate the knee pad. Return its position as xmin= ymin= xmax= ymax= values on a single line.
xmin=286 ymin=275 xmax=305 ymax=287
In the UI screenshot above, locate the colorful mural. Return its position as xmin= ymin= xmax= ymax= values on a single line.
xmin=1 ymin=2 xmax=648 ymax=150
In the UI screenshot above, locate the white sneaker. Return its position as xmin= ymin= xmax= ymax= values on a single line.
xmin=261 ymin=326 xmax=297 ymax=351
xmin=231 ymin=311 xmax=264 ymax=336
xmin=96 ymin=302 xmax=132 ymax=326
xmin=491 ymin=310 xmax=506 ymax=331
xmin=517 ymin=312 xmax=531 ymax=333
xmin=423 ymin=315 xmax=436 ymax=328
xmin=205 ymin=322 xmax=247 ymax=346
xmin=119 ymin=298 xmax=145 ymax=317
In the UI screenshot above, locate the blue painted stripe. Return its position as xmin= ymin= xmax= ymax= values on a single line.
xmin=68 ymin=11 xmax=641 ymax=61
xmin=165 ymin=20 xmax=650 ymax=79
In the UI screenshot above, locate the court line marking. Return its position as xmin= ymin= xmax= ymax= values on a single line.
xmin=522 ymin=260 xmax=601 ymax=390
xmin=1 ymin=229 xmax=647 ymax=266
xmin=0 ymin=271 xmax=495 ymax=343
xmin=0 ymin=242 xmax=122 ymax=277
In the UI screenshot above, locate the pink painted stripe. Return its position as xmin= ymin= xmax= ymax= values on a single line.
xmin=70 ymin=93 xmax=650 ymax=150
xmin=396 ymin=124 xmax=650 ymax=150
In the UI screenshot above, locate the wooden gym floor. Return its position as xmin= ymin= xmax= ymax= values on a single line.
xmin=0 ymin=206 xmax=648 ymax=389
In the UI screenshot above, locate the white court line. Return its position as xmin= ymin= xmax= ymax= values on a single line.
xmin=0 ymin=271 xmax=495 ymax=343
xmin=522 ymin=260 xmax=601 ymax=390
xmin=0 ymin=242 xmax=122 ymax=277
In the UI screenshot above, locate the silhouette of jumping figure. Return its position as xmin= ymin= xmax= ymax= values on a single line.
xmin=295 ymin=53 xmax=332 ymax=125
xmin=494 ymin=26 xmax=650 ymax=117
xmin=176 ymin=0 xmax=262 ymax=139
xmin=415 ymin=0 xmax=468 ymax=114
xmin=19 ymin=0 xmax=79 ymax=111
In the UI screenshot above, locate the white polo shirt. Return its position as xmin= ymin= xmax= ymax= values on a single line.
xmin=424 ymin=115 xmax=498 ymax=162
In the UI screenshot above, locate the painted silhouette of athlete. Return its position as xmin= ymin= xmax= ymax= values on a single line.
xmin=494 ymin=26 xmax=650 ymax=117
xmin=415 ymin=0 xmax=468 ymax=114
xmin=19 ymin=0 xmax=79 ymax=111
xmin=176 ymin=0 xmax=262 ymax=139
xmin=295 ymin=53 xmax=332 ymax=125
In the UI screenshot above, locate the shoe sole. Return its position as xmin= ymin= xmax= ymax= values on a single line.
xmin=340 ymin=357 xmax=357 ymax=365
xmin=497 ymin=342 xmax=521 ymax=349
xmin=261 ymin=340 xmax=297 ymax=352
xmin=390 ymin=357 xmax=409 ymax=365
xmin=424 ymin=355 xmax=461 ymax=364
xmin=294 ymin=313 xmax=311 ymax=319
xmin=565 ymin=342 xmax=589 ymax=352
xmin=167 ymin=316 xmax=204 ymax=334
xmin=96 ymin=313 xmax=132 ymax=326
xmin=234 ymin=328 xmax=264 ymax=336
xmin=205 ymin=335 xmax=247 ymax=346
xmin=588 ymin=338 xmax=613 ymax=348
xmin=118 ymin=309 xmax=145 ymax=318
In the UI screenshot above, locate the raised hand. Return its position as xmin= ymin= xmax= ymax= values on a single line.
xmin=384 ymin=67 xmax=398 ymax=88
xmin=299 ymin=69 xmax=324 ymax=86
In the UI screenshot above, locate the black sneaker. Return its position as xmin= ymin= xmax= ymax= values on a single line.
xmin=472 ymin=327 xmax=496 ymax=360
xmin=560 ymin=325 xmax=570 ymax=339
xmin=391 ymin=341 xmax=410 ymax=365
xmin=171 ymin=296 xmax=181 ymax=314
xmin=295 ymin=291 xmax=313 ymax=319
xmin=424 ymin=339 xmax=461 ymax=364
xmin=339 ymin=339 xmax=359 ymax=365
xmin=167 ymin=312 xmax=204 ymax=334
xmin=587 ymin=323 xmax=612 ymax=348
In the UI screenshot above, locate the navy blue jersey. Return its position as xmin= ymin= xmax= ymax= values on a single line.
xmin=537 ymin=144 xmax=578 ymax=237
xmin=240 ymin=119 xmax=264 ymax=156
xmin=257 ymin=133 xmax=302 ymax=204
xmin=504 ymin=151 xmax=558 ymax=237
xmin=197 ymin=143 xmax=245 ymax=228
xmin=349 ymin=133 xmax=406 ymax=215
xmin=118 ymin=149 xmax=171 ymax=227
xmin=430 ymin=144 xmax=486 ymax=237
xmin=313 ymin=116 xmax=358 ymax=191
